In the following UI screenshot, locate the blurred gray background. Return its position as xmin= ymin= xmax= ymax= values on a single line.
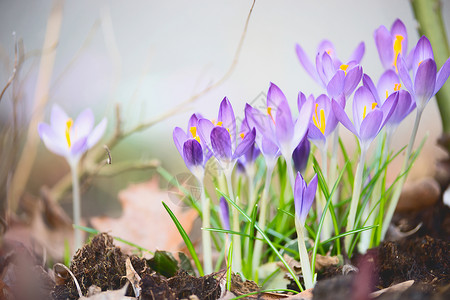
xmin=1 ymin=0 xmax=449 ymax=210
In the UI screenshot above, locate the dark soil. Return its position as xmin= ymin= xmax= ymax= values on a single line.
xmin=52 ymin=233 xmax=221 ymax=300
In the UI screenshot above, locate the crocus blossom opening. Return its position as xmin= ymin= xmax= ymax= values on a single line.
xmin=374 ymin=19 xmax=410 ymax=72
xmin=38 ymin=105 xmax=107 ymax=166
xmin=294 ymin=173 xmax=318 ymax=225
xmin=397 ymin=36 xmax=450 ymax=113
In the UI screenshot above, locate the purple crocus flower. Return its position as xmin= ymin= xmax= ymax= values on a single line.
xmin=245 ymin=103 xmax=281 ymax=168
xmin=374 ymin=19 xmax=412 ymax=72
xmin=397 ymin=36 xmax=450 ymax=113
xmin=363 ymin=72 xmax=415 ymax=130
xmin=294 ymin=172 xmax=318 ymax=225
xmin=38 ymin=104 xmax=107 ymax=165
xmin=197 ymin=97 xmax=256 ymax=171
xmin=173 ymin=113 xmax=211 ymax=180
xmin=236 ymin=118 xmax=261 ymax=174
xmin=219 ymin=196 xmax=230 ymax=231
xmin=298 ymin=93 xmax=342 ymax=150
xmin=296 ymin=40 xmax=364 ymax=98
xmin=245 ymin=83 xmax=313 ymax=161
xmin=332 ymin=86 xmax=398 ymax=150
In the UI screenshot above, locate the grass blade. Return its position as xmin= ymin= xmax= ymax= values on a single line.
xmin=162 ymin=201 xmax=204 ymax=276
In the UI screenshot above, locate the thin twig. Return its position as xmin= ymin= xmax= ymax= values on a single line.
xmin=0 ymin=34 xmax=18 ymax=103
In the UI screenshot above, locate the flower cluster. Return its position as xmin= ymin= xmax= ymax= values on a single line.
xmin=172 ymin=18 xmax=450 ymax=288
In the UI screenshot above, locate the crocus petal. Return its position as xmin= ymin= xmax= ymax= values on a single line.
xmin=352 ymin=86 xmax=377 ymax=132
xmin=362 ymin=74 xmax=380 ymax=103
xmin=261 ymin=135 xmax=280 ymax=159
xmin=295 ymin=43 xmax=320 ymax=83
xmin=217 ymin=97 xmax=236 ymax=144
xmin=327 ymin=70 xmax=345 ymax=99
xmin=297 ymin=92 xmax=307 ymax=112
xmin=317 ymin=40 xmax=335 ymax=56
xmin=434 ymin=57 xmax=450 ymax=95
xmin=292 ymin=136 xmax=310 ymax=174
xmin=388 ymin=90 xmax=414 ymax=125
xmin=343 ymin=65 xmax=363 ymax=98
xmin=374 ymin=25 xmax=394 ymax=70
xmin=210 ymin=126 xmax=232 ymax=163
xmin=267 ymin=82 xmax=290 ymax=112
xmin=377 ymin=69 xmax=400 ymax=103
xmin=332 ymin=99 xmax=358 ymax=137
xmin=245 ymin=103 xmax=276 ymax=146
xmin=233 ymin=128 xmax=256 ymax=159
xmin=294 ymin=172 xmax=306 ymax=218
xmin=50 ymin=104 xmax=70 ymax=130
xmin=413 ymin=36 xmax=435 ymax=76
xmin=275 ymin=100 xmax=295 ymax=146
xmin=38 ymin=123 xmax=69 ymax=157
xmin=397 ymin=54 xmax=413 ymax=93
xmin=379 ymin=92 xmax=399 ymax=128
xmin=197 ymin=119 xmax=214 ymax=151
xmin=70 ymin=136 xmax=88 ymax=157
xmin=391 ymin=19 xmax=408 ymax=56
xmin=86 ymin=118 xmax=107 ymax=149
xmin=187 ymin=113 xmax=201 ymax=131
xmin=307 ymin=124 xmax=326 ymax=148
xmin=359 ymin=110 xmax=383 ymax=142
xmin=349 ymin=42 xmax=365 ymax=64
xmin=414 ymin=59 xmax=437 ymax=109
xmin=183 ymin=139 xmax=204 ymax=171
xmin=301 ymin=174 xmax=318 ymax=223
xmin=293 ymin=96 xmax=314 ymax=151
xmin=173 ymin=127 xmax=189 ymax=156
xmin=73 ymin=108 xmax=94 ymax=139
xmin=321 ymin=52 xmax=336 ymax=83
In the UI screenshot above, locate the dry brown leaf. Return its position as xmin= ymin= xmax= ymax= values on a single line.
xmin=79 ymin=283 xmax=132 ymax=300
xmin=91 ymin=178 xmax=198 ymax=254
xmin=314 ymin=254 xmax=339 ymax=272
xmin=369 ymin=280 xmax=414 ymax=298
xmin=3 ymin=192 xmax=75 ymax=260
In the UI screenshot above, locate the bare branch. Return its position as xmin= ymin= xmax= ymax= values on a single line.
xmin=0 ymin=34 xmax=19 ymax=103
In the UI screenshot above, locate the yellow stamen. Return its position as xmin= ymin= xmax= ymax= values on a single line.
xmin=340 ymin=64 xmax=349 ymax=75
xmin=65 ymin=118 xmax=73 ymax=148
xmin=216 ymin=121 xmax=223 ymax=127
xmin=393 ymin=35 xmax=404 ymax=72
xmin=363 ymin=106 xmax=367 ymax=119
xmin=326 ymin=48 xmax=333 ymax=56
xmin=385 ymin=90 xmax=389 ymax=99
xmin=394 ymin=83 xmax=401 ymax=91
xmin=267 ymin=107 xmax=275 ymax=124
xmin=240 ymin=133 xmax=245 ymax=139
xmin=189 ymin=126 xmax=201 ymax=143
xmin=312 ymin=103 xmax=326 ymax=134
xmin=418 ymin=60 xmax=423 ymax=67
xmin=371 ymin=102 xmax=377 ymax=110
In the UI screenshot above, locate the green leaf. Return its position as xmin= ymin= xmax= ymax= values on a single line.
xmin=217 ymin=188 xmax=304 ymax=292
xmin=162 ymin=201 xmax=204 ymax=276
xmin=178 ymin=252 xmax=195 ymax=276
xmin=148 ymin=250 xmax=179 ymax=278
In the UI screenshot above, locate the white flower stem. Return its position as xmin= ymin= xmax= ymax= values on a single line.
xmin=344 ymin=145 xmax=367 ymax=252
xmin=245 ymin=164 xmax=256 ymax=216
xmin=295 ymin=218 xmax=314 ymax=289
xmin=225 ymin=169 xmax=242 ymax=274
xmin=198 ymin=178 xmax=213 ymax=275
xmin=252 ymin=163 xmax=274 ymax=274
xmin=318 ymin=145 xmax=332 ymax=241
xmin=381 ymin=109 xmax=423 ymax=239
xmin=69 ymin=162 xmax=82 ymax=252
